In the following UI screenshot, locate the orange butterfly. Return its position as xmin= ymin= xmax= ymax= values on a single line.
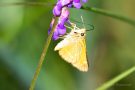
xmin=54 ymin=16 xmax=89 ymax=72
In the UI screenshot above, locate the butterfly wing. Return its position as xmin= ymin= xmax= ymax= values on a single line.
xmin=71 ymin=39 xmax=88 ymax=72
xmin=58 ymin=38 xmax=88 ymax=72
xmin=54 ymin=37 xmax=72 ymax=51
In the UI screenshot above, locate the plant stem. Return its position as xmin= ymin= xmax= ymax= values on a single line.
xmin=0 ymin=2 xmax=54 ymax=7
xmin=96 ymin=66 xmax=135 ymax=90
xmin=1 ymin=2 xmax=135 ymax=26
xmin=29 ymin=17 xmax=59 ymax=90
xmin=81 ymin=6 xmax=135 ymax=26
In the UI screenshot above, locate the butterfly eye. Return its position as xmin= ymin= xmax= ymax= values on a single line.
xmin=81 ymin=33 xmax=84 ymax=36
xmin=74 ymin=32 xmax=77 ymax=34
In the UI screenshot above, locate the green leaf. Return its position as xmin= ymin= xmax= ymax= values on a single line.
xmin=81 ymin=6 xmax=135 ymax=26
xmin=96 ymin=66 xmax=135 ymax=90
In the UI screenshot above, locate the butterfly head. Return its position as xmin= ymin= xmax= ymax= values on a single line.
xmin=70 ymin=28 xmax=86 ymax=37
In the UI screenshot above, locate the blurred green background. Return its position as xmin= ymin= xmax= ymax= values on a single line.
xmin=0 ymin=0 xmax=135 ymax=90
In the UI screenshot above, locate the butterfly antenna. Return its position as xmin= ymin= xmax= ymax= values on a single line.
xmin=81 ymin=16 xmax=85 ymax=29
xmin=65 ymin=25 xmax=73 ymax=30
xmin=90 ymin=24 xmax=94 ymax=30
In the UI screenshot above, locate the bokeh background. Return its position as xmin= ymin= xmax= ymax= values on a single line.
xmin=0 ymin=0 xmax=135 ymax=90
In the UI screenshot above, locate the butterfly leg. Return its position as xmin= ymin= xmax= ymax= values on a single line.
xmin=66 ymin=20 xmax=77 ymax=28
xmin=65 ymin=25 xmax=73 ymax=30
xmin=69 ymin=21 xmax=76 ymax=28
xmin=58 ymin=33 xmax=69 ymax=39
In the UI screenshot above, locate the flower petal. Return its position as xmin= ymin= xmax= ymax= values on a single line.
xmin=53 ymin=29 xmax=59 ymax=40
xmin=53 ymin=1 xmax=63 ymax=16
xmin=57 ymin=24 xmax=66 ymax=35
xmin=60 ymin=0 xmax=73 ymax=6
xmin=73 ymin=0 xmax=82 ymax=8
xmin=82 ymin=0 xmax=88 ymax=3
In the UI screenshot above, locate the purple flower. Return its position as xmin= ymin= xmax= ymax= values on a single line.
xmin=49 ymin=7 xmax=69 ymax=40
xmin=73 ymin=0 xmax=81 ymax=8
xmin=49 ymin=0 xmax=88 ymax=40
xmin=53 ymin=2 xmax=62 ymax=16
xmin=57 ymin=24 xmax=66 ymax=35
xmin=52 ymin=29 xmax=59 ymax=40
xmin=53 ymin=0 xmax=88 ymax=16
xmin=48 ymin=18 xmax=55 ymax=35
xmin=82 ymin=0 xmax=88 ymax=3
xmin=61 ymin=0 xmax=73 ymax=6
xmin=53 ymin=0 xmax=72 ymax=16
xmin=58 ymin=7 xmax=69 ymax=25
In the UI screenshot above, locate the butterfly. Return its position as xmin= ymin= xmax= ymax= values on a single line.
xmin=54 ymin=16 xmax=89 ymax=72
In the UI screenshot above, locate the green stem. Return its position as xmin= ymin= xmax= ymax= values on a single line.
xmin=29 ymin=17 xmax=59 ymax=90
xmin=1 ymin=2 xmax=135 ymax=26
xmin=0 ymin=2 xmax=54 ymax=7
xmin=81 ymin=6 xmax=135 ymax=26
xmin=96 ymin=66 xmax=135 ymax=90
